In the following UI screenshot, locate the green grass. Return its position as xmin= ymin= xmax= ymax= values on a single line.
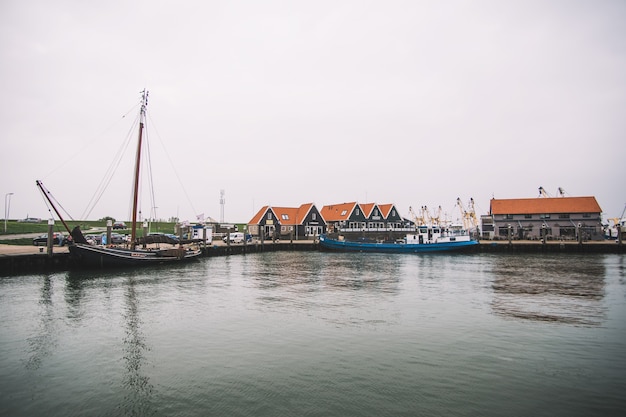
xmin=0 ymin=220 xmax=179 ymax=245
xmin=0 ymin=238 xmax=33 ymax=246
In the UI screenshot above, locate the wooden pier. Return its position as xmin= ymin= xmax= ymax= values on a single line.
xmin=0 ymin=240 xmax=623 ymax=275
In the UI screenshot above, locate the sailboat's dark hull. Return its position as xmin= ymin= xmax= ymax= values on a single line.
xmin=68 ymin=243 xmax=202 ymax=268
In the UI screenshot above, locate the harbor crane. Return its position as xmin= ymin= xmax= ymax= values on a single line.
xmin=456 ymin=197 xmax=479 ymax=231
xmin=538 ymin=186 xmax=551 ymax=198
xmin=539 ymin=186 xmax=567 ymax=198
xmin=409 ymin=206 xmax=429 ymax=227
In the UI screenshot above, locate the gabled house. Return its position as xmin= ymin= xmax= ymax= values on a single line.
xmin=487 ymin=196 xmax=603 ymax=240
xmin=320 ymin=202 xmax=413 ymax=239
xmin=248 ymin=203 xmax=325 ymax=240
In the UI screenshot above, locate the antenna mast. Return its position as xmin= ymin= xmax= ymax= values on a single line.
xmin=220 ymin=189 xmax=225 ymax=223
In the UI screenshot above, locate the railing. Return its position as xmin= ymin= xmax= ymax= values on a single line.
xmin=337 ymin=227 xmax=415 ymax=232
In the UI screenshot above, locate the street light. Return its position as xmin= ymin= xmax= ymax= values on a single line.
xmin=4 ymin=192 xmax=14 ymax=234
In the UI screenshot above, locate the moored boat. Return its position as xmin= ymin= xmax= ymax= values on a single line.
xmin=319 ymin=225 xmax=478 ymax=253
xmin=36 ymin=90 xmax=202 ymax=268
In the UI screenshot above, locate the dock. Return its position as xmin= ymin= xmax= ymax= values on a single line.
xmin=0 ymin=240 xmax=623 ymax=275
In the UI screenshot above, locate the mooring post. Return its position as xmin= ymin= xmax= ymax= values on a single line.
xmin=577 ymin=223 xmax=583 ymax=245
xmin=106 ymin=220 xmax=112 ymax=247
xmin=47 ymin=218 xmax=54 ymax=257
xmin=507 ymin=224 xmax=512 ymax=245
xmin=142 ymin=221 xmax=148 ymax=249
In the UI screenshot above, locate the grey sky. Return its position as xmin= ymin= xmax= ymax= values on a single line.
xmin=1 ymin=0 xmax=625 ymax=225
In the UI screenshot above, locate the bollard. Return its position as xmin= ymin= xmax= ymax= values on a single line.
xmin=142 ymin=221 xmax=148 ymax=249
xmin=106 ymin=219 xmax=112 ymax=246
xmin=577 ymin=223 xmax=583 ymax=245
xmin=47 ymin=218 xmax=54 ymax=257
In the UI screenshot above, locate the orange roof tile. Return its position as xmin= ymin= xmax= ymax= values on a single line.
xmin=271 ymin=207 xmax=300 ymax=224
xmin=490 ymin=197 xmax=602 ymax=215
xmin=249 ymin=206 xmax=270 ymax=224
xmin=320 ymin=202 xmax=358 ymax=221
xmin=378 ymin=204 xmax=394 ymax=218
xmin=295 ymin=203 xmax=313 ymax=224
xmin=248 ymin=203 xmax=317 ymax=225
xmin=360 ymin=203 xmax=375 ymax=218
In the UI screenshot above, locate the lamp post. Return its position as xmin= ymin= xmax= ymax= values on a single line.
xmin=4 ymin=192 xmax=14 ymax=234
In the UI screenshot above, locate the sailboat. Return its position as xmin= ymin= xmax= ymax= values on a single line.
xmin=37 ymin=90 xmax=202 ymax=267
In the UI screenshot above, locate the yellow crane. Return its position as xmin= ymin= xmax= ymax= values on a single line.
xmin=456 ymin=197 xmax=479 ymax=230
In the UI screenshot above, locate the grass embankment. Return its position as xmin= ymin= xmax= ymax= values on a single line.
xmin=0 ymin=220 xmax=178 ymax=245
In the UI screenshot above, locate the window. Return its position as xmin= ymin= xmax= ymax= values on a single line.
xmin=582 ymin=213 xmax=591 ymax=218
xmin=558 ymin=214 xmax=570 ymax=219
xmin=392 ymin=210 xmax=396 ymax=217
xmin=374 ymin=209 xmax=378 ymax=216
xmin=540 ymin=214 xmax=551 ymax=219
xmin=341 ymin=210 xmax=347 ymax=216
xmin=504 ymin=214 xmax=513 ymax=220
xmin=267 ymin=213 xmax=272 ymax=220
xmin=525 ymin=214 xmax=532 ymax=219
xmin=312 ymin=213 xmax=316 ymax=220
xmin=281 ymin=214 xmax=289 ymax=220
xmin=356 ymin=209 xmax=360 ymax=215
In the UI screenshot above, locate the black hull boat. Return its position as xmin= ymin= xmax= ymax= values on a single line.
xmin=68 ymin=240 xmax=201 ymax=268
xmin=36 ymin=90 xmax=202 ymax=268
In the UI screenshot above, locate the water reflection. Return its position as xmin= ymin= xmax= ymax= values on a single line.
xmin=320 ymin=253 xmax=402 ymax=293
xmin=251 ymin=252 xmax=401 ymax=294
xmin=64 ymin=273 xmax=87 ymax=323
xmin=248 ymin=253 xmax=402 ymax=329
xmin=118 ymin=275 xmax=156 ymax=416
xmin=24 ymin=275 xmax=57 ymax=370
xmin=491 ymin=255 xmax=606 ymax=325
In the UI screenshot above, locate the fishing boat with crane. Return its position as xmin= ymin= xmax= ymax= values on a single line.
xmin=605 ymin=204 xmax=626 ymax=241
xmin=36 ymin=90 xmax=202 ymax=267
xmin=319 ymin=202 xmax=478 ymax=253
xmin=319 ymin=226 xmax=478 ymax=253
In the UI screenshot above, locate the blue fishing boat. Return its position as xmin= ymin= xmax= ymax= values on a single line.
xmin=319 ymin=226 xmax=478 ymax=253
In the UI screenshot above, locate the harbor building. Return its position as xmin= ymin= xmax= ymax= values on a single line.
xmin=487 ymin=196 xmax=603 ymax=240
xmin=320 ymin=202 xmax=414 ymax=241
xmin=248 ymin=203 xmax=325 ymax=240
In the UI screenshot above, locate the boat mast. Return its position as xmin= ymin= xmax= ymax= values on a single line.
xmin=130 ymin=90 xmax=148 ymax=249
xmin=35 ymin=180 xmax=72 ymax=235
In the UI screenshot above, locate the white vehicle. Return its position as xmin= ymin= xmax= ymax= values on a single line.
xmin=191 ymin=225 xmax=213 ymax=244
xmin=223 ymin=232 xmax=245 ymax=244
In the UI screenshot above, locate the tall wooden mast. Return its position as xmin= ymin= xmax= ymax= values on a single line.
xmin=130 ymin=90 xmax=148 ymax=249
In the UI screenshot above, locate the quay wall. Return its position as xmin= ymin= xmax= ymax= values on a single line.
xmin=0 ymin=241 xmax=623 ymax=275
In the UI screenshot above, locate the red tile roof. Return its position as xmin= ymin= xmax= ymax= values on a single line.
xmin=490 ymin=197 xmax=602 ymax=215
xmin=248 ymin=203 xmax=316 ymax=225
xmin=320 ymin=202 xmax=358 ymax=222
xmin=360 ymin=203 xmax=375 ymax=218
xmin=378 ymin=204 xmax=394 ymax=218
xmin=320 ymin=202 xmax=400 ymax=221
xmin=249 ymin=205 xmax=269 ymax=225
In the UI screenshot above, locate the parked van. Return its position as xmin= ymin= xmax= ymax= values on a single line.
xmin=223 ymin=232 xmax=246 ymax=244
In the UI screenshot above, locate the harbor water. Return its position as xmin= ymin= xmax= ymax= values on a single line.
xmin=1 ymin=252 xmax=625 ymax=416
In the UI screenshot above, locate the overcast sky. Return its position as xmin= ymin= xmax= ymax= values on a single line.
xmin=1 ymin=0 xmax=625 ymax=226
